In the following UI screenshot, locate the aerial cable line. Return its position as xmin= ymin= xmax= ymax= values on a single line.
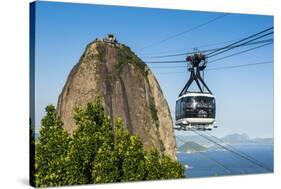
xmin=144 ymin=38 xmax=273 ymax=64
xmin=143 ymin=38 xmax=273 ymax=59
xmin=145 ymin=41 xmax=272 ymax=65
xmin=207 ymin=26 xmax=273 ymax=56
xmin=207 ymin=61 xmax=273 ymax=71
xmin=193 ymin=130 xmax=272 ymax=172
xmin=152 ymin=60 xmax=272 ymax=74
xmin=207 ymin=27 xmax=273 ymax=57
xmin=193 ymin=147 xmax=232 ymax=174
xmin=139 ymin=38 xmax=238 ymax=57
xmin=191 ymin=130 xmax=272 ymax=172
xmin=208 ymin=42 xmax=273 ymax=64
xmin=199 ymin=131 xmax=273 ymax=172
xmin=203 ymin=132 xmax=272 ymax=171
xmin=148 ymin=60 xmax=273 ymax=69
xmin=189 ymin=132 xmax=244 ymax=165
xmin=140 ymin=13 xmax=229 ymax=50
xmin=140 ymin=29 xmax=273 ymax=57
xmin=207 ymin=31 xmax=273 ymax=59
xmin=176 ymin=137 xmax=233 ymax=174
xmin=145 ymin=60 xmax=187 ymax=64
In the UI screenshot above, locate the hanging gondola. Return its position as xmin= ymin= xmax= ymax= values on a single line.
xmin=175 ymin=51 xmax=217 ymax=131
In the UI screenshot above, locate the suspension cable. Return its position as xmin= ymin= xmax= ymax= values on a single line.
xmin=140 ymin=13 xmax=229 ymax=50
xmin=148 ymin=60 xmax=272 ymax=69
xmin=206 ymin=27 xmax=273 ymax=57
xmin=144 ymin=39 xmax=272 ymax=64
xmin=142 ymin=38 xmax=272 ymax=59
xmin=208 ymin=42 xmax=273 ymax=64
xmin=191 ymin=130 xmax=272 ymax=172
xmin=176 ymin=136 xmax=233 ymax=174
xmin=207 ymin=32 xmax=273 ymax=58
xmin=203 ymin=132 xmax=272 ymax=171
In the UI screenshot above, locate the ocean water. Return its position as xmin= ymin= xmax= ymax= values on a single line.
xmin=177 ymin=144 xmax=273 ymax=178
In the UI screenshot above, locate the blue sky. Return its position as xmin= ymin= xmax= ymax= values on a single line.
xmin=33 ymin=1 xmax=273 ymax=138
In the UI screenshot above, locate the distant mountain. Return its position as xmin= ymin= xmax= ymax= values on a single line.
xmin=221 ymin=133 xmax=250 ymax=144
xmin=176 ymin=133 xmax=273 ymax=148
xmin=251 ymin=137 xmax=273 ymax=144
xmin=178 ymin=141 xmax=207 ymax=153
xmin=221 ymin=133 xmax=273 ymax=144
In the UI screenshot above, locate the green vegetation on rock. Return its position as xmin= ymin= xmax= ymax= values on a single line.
xmin=116 ymin=45 xmax=148 ymax=76
xmin=35 ymin=98 xmax=184 ymax=187
xmin=149 ymin=98 xmax=159 ymax=123
xmin=95 ymin=42 xmax=106 ymax=62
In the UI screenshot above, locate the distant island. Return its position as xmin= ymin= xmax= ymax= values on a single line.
xmin=178 ymin=141 xmax=207 ymax=153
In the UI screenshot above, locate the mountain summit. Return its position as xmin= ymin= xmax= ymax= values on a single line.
xmin=57 ymin=35 xmax=177 ymax=159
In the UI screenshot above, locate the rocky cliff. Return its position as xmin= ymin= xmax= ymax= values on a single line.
xmin=57 ymin=38 xmax=177 ymax=159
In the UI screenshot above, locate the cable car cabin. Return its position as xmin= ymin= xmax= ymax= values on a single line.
xmin=175 ymin=93 xmax=216 ymax=131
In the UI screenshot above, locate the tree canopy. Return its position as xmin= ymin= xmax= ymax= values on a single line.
xmin=34 ymin=98 xmax=184 ymax=187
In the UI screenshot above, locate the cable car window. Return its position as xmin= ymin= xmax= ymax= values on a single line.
xmin=184 ymin=97 xmax=194 ymax=108
xmin=180 ymin=98 xmax=185 ymax=119
xmin=176 ymin=100 xmax=180 ymax=120
xmin=177 ymin=96 xmax=215 ymax=119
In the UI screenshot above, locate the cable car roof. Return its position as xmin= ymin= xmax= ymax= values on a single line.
xmin=177 ymin=92 xmax=215 ymax=100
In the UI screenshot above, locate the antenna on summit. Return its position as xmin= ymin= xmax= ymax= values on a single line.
xmin=95 ymin=34 xmax=121 ymax=47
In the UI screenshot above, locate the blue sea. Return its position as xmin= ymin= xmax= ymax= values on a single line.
xmin=177 ymin=144 xmax=273 ymax=178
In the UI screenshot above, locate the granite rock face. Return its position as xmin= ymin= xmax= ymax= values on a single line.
xmin=57 ymin=40 xmax=177 ymax=159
